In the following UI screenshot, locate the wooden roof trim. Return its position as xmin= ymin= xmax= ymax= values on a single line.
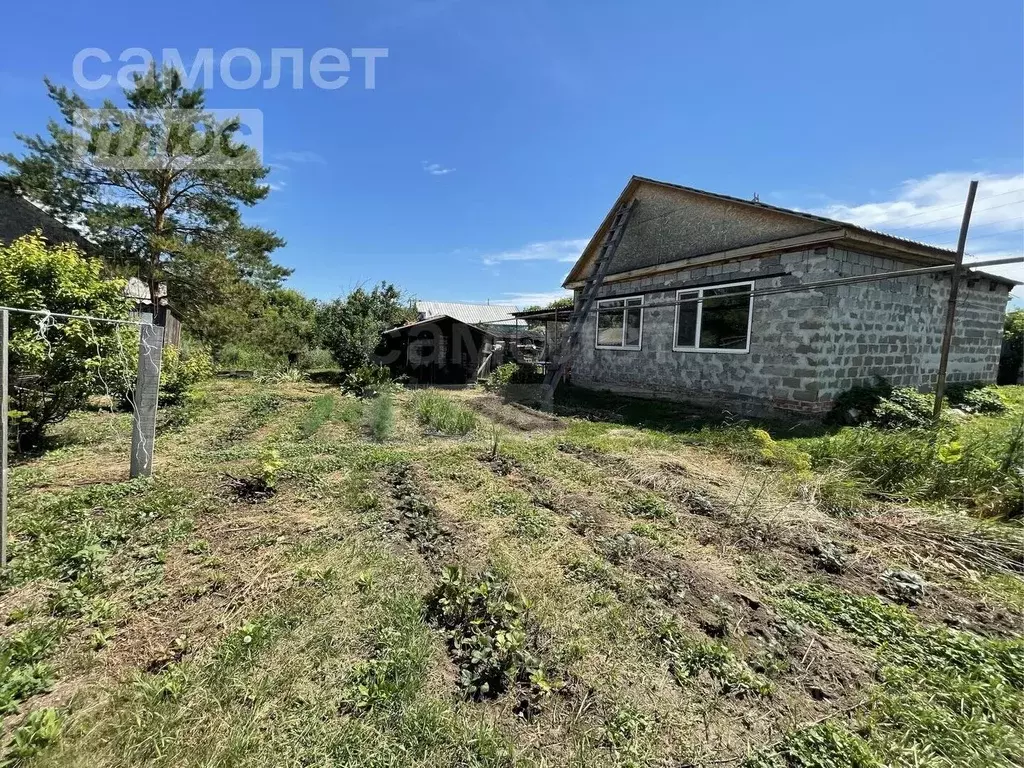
xmin=564 ymin=229 xmax=847 ymax=289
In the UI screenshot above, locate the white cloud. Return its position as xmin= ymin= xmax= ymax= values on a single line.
xmin=480 ymin=238 xmax=588 ymax=267
xmin=811 ymin=171 xmax=1024 ymax=299
xmin=811 ymin=171 xmax=1024 ymax=234
xmin=498 ymin=290 xmax=573 ymax=307
xmin=268 ymin=180 xmax=287 ymax=192
xmin=422 ymin=161 xmax=455 ymax=176
xmin=273 ymin=150 xmax=325 ymax=165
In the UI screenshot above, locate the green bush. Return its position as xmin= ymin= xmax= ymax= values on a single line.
xmin=826 ymin=377 xmax=892 ymax=426
xmin=344 ymin=364 xmax=397 ymax=399
xmin=411 ymin=391 xmax=477 ymax=435
xmin=297 ymin=347 xmax=336 ymax=371
xmin=0 ymin=233 xmax=131 ymax=449
xmin=159 ymin=342 xmax=214 ymax=404
xmin=998 ymin=309 xmax=1023 ymax=385
xmin=483 ymin=362 xmax=519 ymax=393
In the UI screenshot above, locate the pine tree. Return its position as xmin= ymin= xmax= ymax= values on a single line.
xmin=1 ymin=66 xmax=288 ymax=319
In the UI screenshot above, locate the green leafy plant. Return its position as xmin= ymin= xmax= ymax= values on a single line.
xmin=947 ymin=383 xmax=1007 ymax=414
xmin=424 ymin=567 xmax=556 ymax=701
xmin=658 ymin=623 xmax=772 ymax=697
xmin=3 ymin=707 xmax=63 ymax=766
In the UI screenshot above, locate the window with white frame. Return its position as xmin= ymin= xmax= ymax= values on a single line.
xmin=596 ymin=296 xmax=643 ymax=349
xmin=674 ymin=281 xmax=753 ymax=352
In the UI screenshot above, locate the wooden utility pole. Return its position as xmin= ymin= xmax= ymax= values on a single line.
xmin=933 ymin=180 xmax=978 ymax=418
xmin=1 ymin=310 xmax=8 ymax=568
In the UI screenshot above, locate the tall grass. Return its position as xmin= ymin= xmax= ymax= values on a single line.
xmin=410 ymin=391 xmax=477 ymax=436
xmin=796 ymin=410 xmax=1024 ymax=517
xmin=365 ymin=393 xmax=395 ymax=442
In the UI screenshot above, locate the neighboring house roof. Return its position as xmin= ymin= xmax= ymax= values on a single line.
xmin=563 ymin=176 xmax=1019 ymax=288
xmin=416 ymin=301 xmax=522 ymax=327
xmin=383 ymin=314 xmax=496 ymax=338
xmin=0 ymin=188 xmax=93 ymax=252
xmin=124 ymin=277 xmax=169 ymax=304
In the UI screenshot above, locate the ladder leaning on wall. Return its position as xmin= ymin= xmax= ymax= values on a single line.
xmin=540 ymin=198 xmax=637 ymax=407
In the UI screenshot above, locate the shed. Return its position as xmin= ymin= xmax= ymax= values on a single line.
xmin=376 ymin=315 xmax=496 ymax=385
xmin=125 ymin=277 xmax=184 ymax=348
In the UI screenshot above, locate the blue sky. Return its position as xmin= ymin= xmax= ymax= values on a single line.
xmin=1 ymin=0 xmax=1022 ymax=306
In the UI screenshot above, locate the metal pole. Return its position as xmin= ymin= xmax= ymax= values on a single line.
xmin=1 ymin=310 xmax=8 ymax=568
xmin=933 ymin=180 xmax=979 ymax=418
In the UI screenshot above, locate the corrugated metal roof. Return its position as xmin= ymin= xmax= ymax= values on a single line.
xmin=416 ymin=301 xmax=523 ymax=326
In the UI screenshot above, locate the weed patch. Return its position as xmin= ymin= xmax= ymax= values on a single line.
xmin=295 ymin=394 xmax=334 ymax=439
xmin=411 ymin=391 xmax=477 ymax=436
xmin=658 ymin=623 xmax=773 ymax=697
xmin=779 ymin=583 xmax=1024 ymax=767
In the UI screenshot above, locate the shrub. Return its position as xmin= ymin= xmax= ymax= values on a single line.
xmin=0 ymin=233 xmax=131 ymax=448
xmin=826 ymin=377 xmax=892 ymax=426
xmin=484 ymin=362 xmax=519 ymax=393
xmin=411 ymin=391 xmax=477 ymax=435
xmin=159 ymin=341 xmax=214 ymax=404
xmin=483 ymin=362 xmax=535 ymax=393
xmin=998 ymin=309 xmax=1024 ymax=385
xmin=344 ymin=364 xmax=397 ymax=399
xmin=297 ymin=347 xmax=336 ymax=371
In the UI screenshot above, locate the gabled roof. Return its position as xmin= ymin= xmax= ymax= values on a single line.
xmin=562 ymin=176 xmax=1017 ymax=287
xmin=416 ymin=301 xmax=522 ymax=327
xmin=382 ymin=314 xmax=496 ymax=338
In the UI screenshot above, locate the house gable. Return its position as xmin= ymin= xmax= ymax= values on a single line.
xmin=562 ymin=177 xmax=981 ymax=289
xmin=564 ymin=177 xmax=828 ymax=287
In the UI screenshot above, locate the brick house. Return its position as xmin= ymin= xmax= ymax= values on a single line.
xmin=562 ymin=176 xmax=1017 ymax=416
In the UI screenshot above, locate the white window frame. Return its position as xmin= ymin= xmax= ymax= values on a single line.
xmin=595 ymin=295 xmax=644 ymax=350
xmin=673 ymin=280 xmax=754 ymax=354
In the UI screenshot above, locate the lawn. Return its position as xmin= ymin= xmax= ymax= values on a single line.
xmin=1 ymin=379 xmax=1021 ymax=767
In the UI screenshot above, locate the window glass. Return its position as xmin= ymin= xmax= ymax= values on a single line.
xmin=625 ymin=306 xmax=642 ymax=347
xmin=597 ymin=302 xmax=624 ymax=346
xmin=698 ymin=285 xmax=751 ymax=349
xmin=596 ymin=297 xmax=642 ymax=348
xmin=675 ymin=290 xmax=698 ymax=348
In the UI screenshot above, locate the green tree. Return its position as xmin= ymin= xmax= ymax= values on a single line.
xmin=0 ymin=234 xmax=130 ymax=449
xmin=315 ymin=283 xmax=416 ymax=372
xmin=0 ymin=66 xmax=287 ymax=320
xmin=998 ymin=308 xmax=1024 ymax=384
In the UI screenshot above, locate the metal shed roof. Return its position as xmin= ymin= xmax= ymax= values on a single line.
xmin=416 ymin=301 xmax=523 ymax=327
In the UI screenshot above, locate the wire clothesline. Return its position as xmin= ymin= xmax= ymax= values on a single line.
xmin=0 ymin=306 xmax=153 ymax=327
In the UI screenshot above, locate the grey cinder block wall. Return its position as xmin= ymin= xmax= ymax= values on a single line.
xmin=570 ymin=246 xmax=1010 ymax=417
